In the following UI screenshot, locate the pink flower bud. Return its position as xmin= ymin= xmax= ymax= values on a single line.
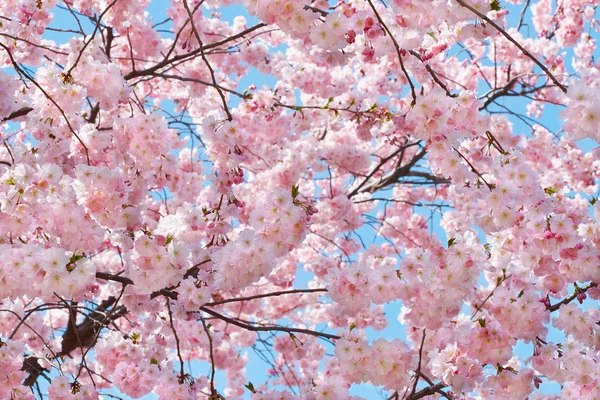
xmin=155 ymin=235 xmax=166 ymax=246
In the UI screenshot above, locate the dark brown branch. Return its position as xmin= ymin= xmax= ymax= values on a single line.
xmin=410 ymin=329 xmax=427 ymax=396
xmin=406 ymin=382 xmax=449 ymax=400
xmin=547 ymin=282 xmax=598 ymax=312
xmin=85 ymin=102 xmax=100 ymax=124
xmin=104 ymin=26 xmax=115 ymax=60
xmin=408 ymin=50 xmax=455 ymax=97
xmin=347 ymin=142 xmax=418 ymax=198
xmin=22 ymin=292 xmax=128 ymax=387
xmin=95 ymin=271 xmax=134 ymax=285
xmin=0 ymin=43 xmax=91 ymax=165
xmin=124 ymin=24 xmax=267 ymax=80
xmin=479 ymin=75 xmax=521 ymax=111
xmin=200 ymin=317 xmax=218 ymax=397
xmin=204 ymin=288 xmax=327 ymax=307
xmin=455 ymin=0 xmax=567 ymax=93
xmin=2 ymin=107 xmax=33 ymax=122
xmin=64 ymin=0 xmax=118 ymax=77
xmin=366 ymin=0 xmax=417 ymax=106
xmin=417 ymin=373 xmax=453 ymax=399
xmin=454 ymin=148 xmax=494 ymax=191
xmin=199 ymin=306 xmax=340 ymax=340
xmin=182 ymin=0 xmax=231 ymax=120
xmin=166 ymin=300 xmax=186 ymax=381
xmin=472 ymin=274 xmax=512 ymax=319
xmin=354 ymin=147 xmax=431 ymax=196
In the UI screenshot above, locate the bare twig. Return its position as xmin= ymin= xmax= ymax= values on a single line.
xmin=199 ymin=307 xmax=340 ymax=340
xmin=410 ymin=329 xmax=427 ymax=397
xmin=200 ymin=317 xmax=218 ymax=397
xmin=366 ymin=0 xmax=417 ymax=106
xmin=455 ymin=0 xmax=567 ymax=93
xmin=166 ymin=300 xmax=186 ymax=382
xmin=204 ymin=288 xmax=327 ymax=307
xmin=547 ymin=282 xmax=598 ymax=312
xmin=182 ymin=0 xmax=232 ymax=120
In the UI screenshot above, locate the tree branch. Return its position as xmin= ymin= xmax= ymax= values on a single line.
xmin=547 ymin=282 xmax=598 ymax=312
xmin=455 ymin=0 xmax=567 ymax=93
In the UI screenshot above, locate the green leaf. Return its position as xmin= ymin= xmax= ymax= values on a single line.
xmin=291 ymin=184 xmax=299 ymax=200
xmin=477 ymin=318 xmax=486 ymax=328
xmin=5 ymin=177 xmax=15 ymax=185
xmin=165 ymin=234 xmax=174 ymax=246
xmin=150 ymin=357 xmax=159 ymax=365
xmin=544 ymin=187 xmax=557 ymax=195
xmin=69 ymin=252 xmax=85 ymax=265
xmin=490 ymin=0 xmax=501 ymax=11
xmin=447 ymin=237 xmax=456 ymax=247
xmin=349 ymin=322 xmax=356 ymax=331
xmin=590 ymin=196 xmax=597 ymax=205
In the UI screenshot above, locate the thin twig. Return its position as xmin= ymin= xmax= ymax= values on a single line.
xmin=182 ymin=0 xmax=232 ymax=120
xmin=547 ymin=282 xmax=598 ymax=312
xmin=410 ymin=329 xmax=426 ymax=396
xmin=366 ymin=0 xmax=417 ymax=106
xmin=204 ymin=288 xmax=327 ymax=307
xmin=199 ymin=307 xmax=340 ymax=340
xmin=455 ymin=0 xmax=567 ymax=93
xmin=166 ymin=300 xmax=186 ymax=382
xmin=200 ymin=317 xmax=218 ymax=397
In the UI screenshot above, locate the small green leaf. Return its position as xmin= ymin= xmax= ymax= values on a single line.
xmin=590 ymin=196 xmax=597 ymax=205
xmin=349 ymin=322 xmax=356 ymax=331
xmin=291 ymin=184 xmax=299 ymax=200
xmin=490 ymin=0 xmax=501 ymax=11
xmin=477 ymin=318 xmax=486 ymax=328
xmin=150 ymin=357 xmax=159 ymax=365
xmin=544 ymin=187 xmax=557 ymax=195
xmin=5 ymin=177 xmax=15 ymax=185
xmin=165 ymin=234 xmax=174 ymax=246
xmin=447 ymin=237 xmax=456 ymax=247
xmin=68 ymin=252 xmax=85 ymax=265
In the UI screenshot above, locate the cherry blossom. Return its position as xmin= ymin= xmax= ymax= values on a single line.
xmin=0 ymin=0 xmax=598 ymax=399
